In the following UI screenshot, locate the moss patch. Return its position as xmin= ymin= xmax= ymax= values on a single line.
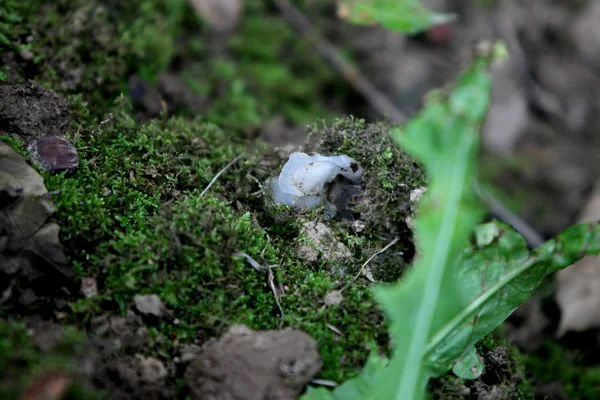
xmin=523 ymin=339 xmax=600 ymax=399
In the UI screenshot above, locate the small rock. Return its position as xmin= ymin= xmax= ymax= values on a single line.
xmin=80 ymin=277 xmax=98 ymax=298
xmin=297 ymin=221 xmax=351 ymax=262
xmin=28 ymin=136 xmax=79 ymax=172
xmin=0 ymin=143 xmax=72 ymax=291
xmin=18 ymin=48 xmax=34 ymax=61
xmin=184 ymin=325 xmax=322 ymax=400
xmin=323 ymin=290 xmax=343 ymax=306
xmin=136 ymin=355 xmax=168 ymax=382
xmin=133 ymin=294 xmax=174 ymax=321
xmin=406 ymin=186 xmax=427 ymax=229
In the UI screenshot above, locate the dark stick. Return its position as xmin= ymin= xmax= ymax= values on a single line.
xmin=271 ymin=0 xmax=407 ymax=124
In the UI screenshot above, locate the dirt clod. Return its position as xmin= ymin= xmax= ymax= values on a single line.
xmin=184 ymin=324 xmax=322 ymax=400
xmin=297 ymin=221 xmax=351 ymax=263
xmin=133 ymin=294 xmax=174 ymax=321
xmin=0 ymin=83 xmax=70 ymax=143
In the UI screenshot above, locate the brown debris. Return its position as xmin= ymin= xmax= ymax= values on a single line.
xmin=184 ymin=325 xmax=322 ymax=400
xmin=0 ymin=83 xmax=70 ymax=143
xmin=297 ymin=221 xmax=351 ymax=263
xmin=22 ymin=372 xmax=72 ymax=400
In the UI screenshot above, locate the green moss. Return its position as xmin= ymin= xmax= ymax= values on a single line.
xmin=313 ymin=117 xmax=426 ymax=235
xmin=0 ymin=0 xmax=420 ymax=391
xmin=43 ymin=96 xmax=247 ymax=265
xmin=0 ymin=135 xmax=28 ymax=157
xmin=36 ymin=95 xmax=390 ymax=383
xmin=111 ymin=0 xmax=192 ymax=81
xmin=0 ymin=321 xmax=102 ymax=399
xmin=227 ymin=2 xmax=342 ymax=125
xmin=66 ymin=188 xmax=388 ymax=382
xmin=0 ymin=1 xmax=37 ymax=49
xmin=0 ymin=0 xmax=200 ymax=117
xmin=523 ymin=339 xmax=600 ymax=399
xmin=2 ymin=0 xmax=344 ymax=129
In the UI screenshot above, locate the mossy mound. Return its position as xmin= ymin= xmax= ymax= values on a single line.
xmin=311 ymin=117 xmax=427 ymax=239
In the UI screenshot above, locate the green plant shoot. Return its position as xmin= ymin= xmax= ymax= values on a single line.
xmin=338 ymin=0 xmax=456 ymax=34
xmin=303 ymin=39 xmax=600 ymax=400
xmin=303 ymin=41 xmax=502 ymax=400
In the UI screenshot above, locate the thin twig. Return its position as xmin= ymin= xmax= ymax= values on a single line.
xmin=234 ymin=252 xmax=278 ymax=271
xmin=268 ymin=267 xmax=285 ymax=317
xmin=311 ymin=379 xmax=338 ymax=388
xmin=325 ymin=323 xmax=344 ymax=336
xmin=235 ymin=251 xmax=285 ymax=316
xmin=200 ymin=154 xmax=243 ymax=197
xmin=341 ymin=237 xmax=400 ymax=292
xmin=474 ymin=183 xmax=544 ymax=248
xmin=272 ymin=0 xmax=407 ymax=124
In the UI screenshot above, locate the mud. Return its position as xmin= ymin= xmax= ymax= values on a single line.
xmin=0 ymin=83 xmax=70 ymax=143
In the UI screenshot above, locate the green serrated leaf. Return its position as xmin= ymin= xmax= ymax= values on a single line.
xmin=338 ymin=0 xmax=456 ymax=34
xmin=301 ymin=38 xmax=600 ymax=400
xmin=302 ymin=351 xmax=388 ymax=400
xmin=302 ymin=42 xmax=500 ymax=400
xmin=452 ymin=346 xmax=483 ymax=379
xmin=425 ymin=220 xmax=600 ymax=376
xmin=371 ymin=46 xmax=494 ymax=400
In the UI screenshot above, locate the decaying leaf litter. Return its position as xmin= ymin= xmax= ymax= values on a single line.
xmin=2 ymin=0 xmax=600 ymax=399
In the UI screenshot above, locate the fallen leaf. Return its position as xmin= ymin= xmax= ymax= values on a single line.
xmin=188 ymin=0 xmax=242 ymax=32
xmin=28 ymin=136 xmax=79 ymax=172
xmin=22 ymin=372 xmax=71 ymax=400
xmin=556 ymin=180 xmax=600 ymax=334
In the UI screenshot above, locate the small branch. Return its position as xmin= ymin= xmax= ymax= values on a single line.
xmin=271 ymin=0 xmax=407 ymax=124
xmin=234 ymin=252 xmax=278 ymax=272
xmin=200 ymin=154 xmax=243 ymax=197
xmin=268 ymin=267 xmax=285 ymax=317
xmin=475 ymin=183 xmax=544 ymax=248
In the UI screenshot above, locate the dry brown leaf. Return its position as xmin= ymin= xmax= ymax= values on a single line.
xmin=188 ymin=0 xmax=242 ymax=32
xmin=22 ymin=372 xmax=71 ymax=400
xmin=556 ymin=180 xmax=600 ymax=334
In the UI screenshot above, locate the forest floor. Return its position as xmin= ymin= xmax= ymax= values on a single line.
xmin=2 ymin=1 xmax=600 ymax=399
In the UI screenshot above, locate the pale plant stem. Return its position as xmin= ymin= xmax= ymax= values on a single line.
xmin=397 ymin=132 xmax=475 ymax=400
xmin=200 ymin=154 xmax=243 ymax=197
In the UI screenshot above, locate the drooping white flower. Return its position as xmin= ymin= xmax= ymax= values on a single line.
xmin=270 ymin=152 xmax=362 ymax=209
